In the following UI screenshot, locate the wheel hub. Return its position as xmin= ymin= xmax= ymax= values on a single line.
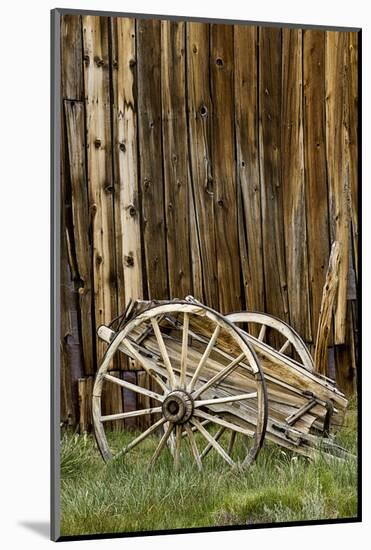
xmin=162 ymin=390 xmax=194 ymax=424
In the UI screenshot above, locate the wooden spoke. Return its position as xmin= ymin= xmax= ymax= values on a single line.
xmin=189 ymin=325 xmax=221 ymax=391
xmin=151 ymin=318 xmax=177 ymax=388
xmin=194 ymin=409 xmax=255 ymax=437
xmin=174 ymin=424 xmax=182 ymax=471
xmin=122 ymin=338 xmax=169 ymax=392
xmin=258 ymin=324 xmax=267 ymax=341
xmin=194 ymin=391 xmax=257 ymax=408
xmin=227 ymin=430 xmax=237 ymax=456
xmin=200 ymin=426 xmax=226 ymax=460
xmin=192 ymin=352 xmax=246 ymax=399
xmin=148 ymin=422 xmax=174 ymax=468
xmin=185 ymin=423 xmax=202 ymax=470
xmin=180 ymin=312 xmax=189 ymax=388
xmin=114 ymin=417 xmax=166 ymax=460
xmin=104 ymin=373 xmax=164 ymax=402
xmin=101 ymin=406 xmax=162 ymax=422
xmin=191 ymin=418 xmax=234 ymax=466
xmin=182 ymin=419 xmax=210 ymax=437
xmin=279 ymin=339 xmax=290 ymax=354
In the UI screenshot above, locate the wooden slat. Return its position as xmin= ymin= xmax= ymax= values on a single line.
xmin=64 ymin=100 xmax=95 ymax=375
xmin=61 ymin=14 xmax=84 ymax=100
xmin=137 ymin=18 xmax=168 ymax=300
xmin=186 ymin=22 xmax=218 ymax=309
xmin=111 ymin=17 xmax=143 ymax=309
xmin=211 ymin=24 xmax=241 ymax=314
xmin=82 ymin=16 xmax=118 ymax=364
xmin=259 ymin=27 xmax=289 ymax=325
xmin=281 ymin=29 xmax=311 ymax=341
xmin=78 ymin=377 xmax=93 ymax=433
xmin=348 ymin=32 xmax=359 ymax=282
xmin=303 ymin=30 xmax=331 ymax=345
xmin=325 ymin=31 xmax=350 ymax=345
xmin=161 ymin=21 xmax=192 ymax=298
xmin=234 ymin=25 xmax=265 ymax=320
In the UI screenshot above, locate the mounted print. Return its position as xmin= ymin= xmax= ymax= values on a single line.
xmin=51 ymin=8 xmax=361 ymax=542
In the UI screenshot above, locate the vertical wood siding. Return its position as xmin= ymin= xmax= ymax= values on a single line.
xmin=60 ymin=16 xmax=359 ymax=428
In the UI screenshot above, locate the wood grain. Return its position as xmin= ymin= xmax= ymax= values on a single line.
xmin=211 ymin=24 xmax=241 ymax=313
xmin=234 ymin=25 xmax=265 ymax=316
xmin=325 ymin=31 xmax=350 ymax=345
xmin=137 ymin=18 xmax=168 ymax=299
xmin=259 ymin=27 xmax=289 ymax=325
xmin=82 ymin=15 xmax=118 ymax=363
xmin=186 ymin=22 xmax=218 ymax=309
xmin=303 ymin=30 xmax=331 ymax=345
xmin=281 ymin=29 xmax=311 ymax=341
xmin=161 ymin=21 xmax=192 ymax=298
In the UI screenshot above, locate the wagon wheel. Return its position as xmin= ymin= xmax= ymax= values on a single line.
xmin=93 ymin=300 xmax=268 ymax=470
xmin=226 ymin=312 xmax=314 ymax=372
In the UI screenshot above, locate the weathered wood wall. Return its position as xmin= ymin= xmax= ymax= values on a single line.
xmin=60 ymin=14 xmax=359 ymax=430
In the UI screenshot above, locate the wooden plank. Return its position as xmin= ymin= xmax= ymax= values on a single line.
xmin=61 ymin=14 xmax=84 ymax=100
xmin=186 ymin=22 xmax=218 ymax=309
xmin=161 ymin=20 xmax=192 ymax=299
xmin=303 ymin=30 xmax=331 ymax=345
xmin=82 ymin=15 xmax=118 ymax=363
xmin=281 ymin=29 xmax=311 ymax=341
xmin=211 ymin=23 xmax=241 ymax=314
xmin=111 ymin=17 xmax=143 ymax=309
xmin=64 ymin=100 xmax=95 ymax=375
xmin=314 ymin=241 xmax=340 ymax=375
xmin=348 ymin=32 xmax=359 ymax=282
xmin=78 ymin=377 xmax=93 ymax=433
xmin=335 ymin=302 xmax=356 ymax=397
xmin=137 ymin=19 xmax=168 ymax=299
xmin=325 ymin=31 xmax=350 ymax=345
xmin=234 ymin=24 xmax=265 ymax=318
xmin=259 ymin=27 xmax=289 ymax=325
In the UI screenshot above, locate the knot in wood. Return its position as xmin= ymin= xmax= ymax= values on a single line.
xmin=94 ymin=56 xmax=104 ymax=67
xmin=83 ymin=54 xmax=90 ymax=66
xmin=143 ymin=178 xmax=151 ymax=191
xmin=199 ymin=105 xmax=208 ymax=118
xmin=128 ymin=204 xmax=137 ymax=217
xmin=192 ymin=44 xmax=198 ymax=53
xmin=94 ymin=138 xmax=102 ymax=149
xmin=96 ymin=254 xmax=103 ymax=265
xmin=217 ymin=198 xmax=224 ymax=208
xmin=112 ymin=59 xmax=118 ymax=69
xmin=119 ymin=142 xmax=126 ymax=152
xmin=104 ymin=183 xmax=113 ymax=194
xmin=129 ymin=58 xmax=136 ymax=67
xmin=124 ymin=254 xmax=134 ymax=267
xmin=215 ymin=57 xmax=224 ymax=67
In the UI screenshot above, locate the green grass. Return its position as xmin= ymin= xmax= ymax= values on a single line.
xmin=60 ymin=402 xmax=358 ymax=536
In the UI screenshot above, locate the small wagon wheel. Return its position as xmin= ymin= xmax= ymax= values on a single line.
xmin=93 ymin=300 xmax=268 ymax=470
xmin=226 ymin=312 xmax=314 ymax=372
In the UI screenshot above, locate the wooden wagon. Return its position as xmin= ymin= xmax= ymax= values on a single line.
xmin=92 ymin=257 xmax=350 ymax=470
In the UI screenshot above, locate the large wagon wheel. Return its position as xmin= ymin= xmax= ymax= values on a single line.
xmin=93 ymin=300 xmax=268 ymax=470
xmin=226 ymin=312 xmax=314 ymax=372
